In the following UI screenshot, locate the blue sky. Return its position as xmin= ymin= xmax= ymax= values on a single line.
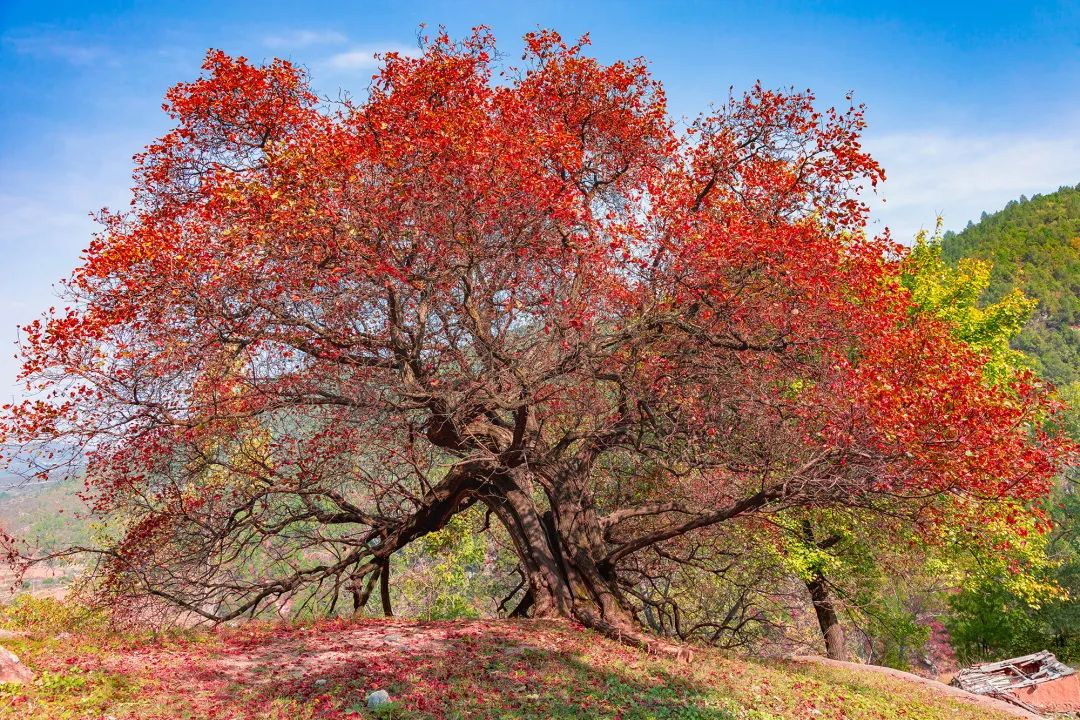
xmin=1 ymin=0 xmax=1078 ymax=398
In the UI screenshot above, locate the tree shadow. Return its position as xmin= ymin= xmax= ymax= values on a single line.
xmin=198 ymin=621 xmax=742 ymax=719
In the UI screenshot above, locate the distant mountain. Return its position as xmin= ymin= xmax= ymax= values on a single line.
xmin=942 ymin=184 xmax=1080 ymax=391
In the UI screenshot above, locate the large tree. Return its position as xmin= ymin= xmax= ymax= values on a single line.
xmin=1 ymin=29 xmax=1068 ymax=653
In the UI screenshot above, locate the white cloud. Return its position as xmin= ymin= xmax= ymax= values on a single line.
xmin=865 ymin=127 xmax=1080 ymax=243
xmin=263 ymin=30 xmax=347 ymax=48
xmin=3 ymin=29 xmax=112 ymax=66
xmin=324 ymin=44 xmax=418 ymax=71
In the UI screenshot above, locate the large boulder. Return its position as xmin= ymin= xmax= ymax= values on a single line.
xmin=0 ymin=645 xmax=34 ymax=684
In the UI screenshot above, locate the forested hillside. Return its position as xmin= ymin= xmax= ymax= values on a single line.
xmin=942 ymin=184 xmax=1080 ymax=390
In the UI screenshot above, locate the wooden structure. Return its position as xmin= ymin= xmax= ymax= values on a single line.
xmin=951 ymin=650 xmax=1080 ymax=714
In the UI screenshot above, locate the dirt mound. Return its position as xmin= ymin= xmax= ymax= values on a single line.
xmin=2 ymin=617 xmax=1032 ymax=718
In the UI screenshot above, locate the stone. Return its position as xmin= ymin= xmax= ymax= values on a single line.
xmin=0 ymin=645 xmax=34 ymax=684
xmin=366 ymin=689 xmax=391 ymax=708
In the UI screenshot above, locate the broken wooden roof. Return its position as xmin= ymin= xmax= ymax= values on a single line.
xmin=951 ymin=650 xmax=1076 ymax=695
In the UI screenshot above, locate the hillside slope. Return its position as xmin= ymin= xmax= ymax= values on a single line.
xmin=0 ymin=609 xmax=1031 ymax=719
xmin=941 ymin=183 xmax=1080 ymax=389
xmin=0 ymin=479 xmax=88 ymax=599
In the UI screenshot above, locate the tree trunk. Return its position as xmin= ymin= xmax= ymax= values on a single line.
xmin=484 ymin=471 xmax=689 ymax=659
xmin=806 ymin=573 xmax=845 ymax=660
xmin=799 ymin=520 xmax=845 ymax=660
xmin=379 ymin=560 xmax=393 ymax=617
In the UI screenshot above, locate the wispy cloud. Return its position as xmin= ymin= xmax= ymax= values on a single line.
xmin=2 ymin=28 xmax=112 ymax=66
xmin=324 ymin=43 xmax=418 ymax=71
xmin=866 ymin=126 xmax=1080 ymax=242
xmin=262 ymin=30 xmax=347 ymax=48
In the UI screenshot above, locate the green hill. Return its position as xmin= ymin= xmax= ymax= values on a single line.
xmin=0 ymin=478 xmax=90 ymax=554
xmin=941 ymin=184 xmax=1080 ymax=390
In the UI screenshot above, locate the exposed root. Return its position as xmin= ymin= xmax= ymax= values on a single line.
xmin=580 ymin=612 xmax=695 ymax=662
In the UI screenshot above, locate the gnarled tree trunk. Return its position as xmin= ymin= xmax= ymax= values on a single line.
xmin=481 ymin=470 xmax=687 ymax=656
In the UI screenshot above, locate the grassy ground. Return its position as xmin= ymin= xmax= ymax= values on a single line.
xmin=0 ymin=600 xmax=1019 ymax=720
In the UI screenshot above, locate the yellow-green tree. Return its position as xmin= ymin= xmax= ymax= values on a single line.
xmin=901 ymin=225 xmax=1036 ymax=386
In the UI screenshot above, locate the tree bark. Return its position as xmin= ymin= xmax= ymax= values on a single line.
xmin=379 ymin=560 xmax=393 ymax=617
xmin=806 ymin=573 xmax=845 ymax=660
xmin=483 ymin=470 xmax=689 ymax=658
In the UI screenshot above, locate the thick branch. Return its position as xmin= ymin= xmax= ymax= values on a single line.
xmin=605 ymin=489 xmax=781 ymax=565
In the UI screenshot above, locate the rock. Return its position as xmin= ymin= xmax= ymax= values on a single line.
xmin=366 ymin=689 xmax=391 ymax=708
xmin=313 ymin=678 xmax=327 ymax=687
xmin=382 ymin=633 xmax=404 ymax=644
xmin=0 ymin=629 xmax=23 ymax=641
xmin=0 ymin=645 xmax=34 ymax=684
